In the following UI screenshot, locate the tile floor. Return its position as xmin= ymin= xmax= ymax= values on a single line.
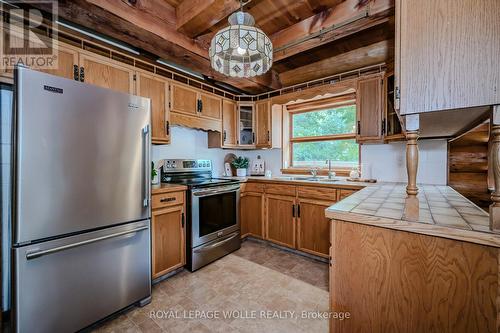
xmin=92 ymin=239 xmax=329 ymax=333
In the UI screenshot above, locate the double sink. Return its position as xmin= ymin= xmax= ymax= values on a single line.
xmin=275 ymin=176 xmax=339 ymax=182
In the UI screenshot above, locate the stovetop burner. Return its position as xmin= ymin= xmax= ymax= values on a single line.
xmin=160 ymin=159 xmax=239 ymax=189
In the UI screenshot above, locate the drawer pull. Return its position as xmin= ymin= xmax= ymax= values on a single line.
xmin=160 ymin=197 xmax=176 ymax=203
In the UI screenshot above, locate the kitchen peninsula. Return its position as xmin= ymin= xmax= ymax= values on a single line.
xmin=326 ymin=183 xmax=500 ymax=333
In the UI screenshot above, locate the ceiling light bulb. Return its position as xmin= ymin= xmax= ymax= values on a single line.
xmin=236 ymin=46 xmax=246 ymax=55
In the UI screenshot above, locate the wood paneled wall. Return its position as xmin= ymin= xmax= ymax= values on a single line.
xmin=448 ymin=123 xmax=490 ymax=210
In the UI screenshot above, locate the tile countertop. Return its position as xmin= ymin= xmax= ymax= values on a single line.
xmin=326 ymin=183 xmax=500 ymax=248
xmin=222 ymin=176 xmax=371 ymax=189
xmin=151 ymin=183 xmax=187 ymax=194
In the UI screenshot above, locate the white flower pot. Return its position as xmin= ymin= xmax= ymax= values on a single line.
xmin=236 ymin=168 xmax=247 ymax=177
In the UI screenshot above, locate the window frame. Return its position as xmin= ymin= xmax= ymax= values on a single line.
xmin=282 ymin=95 xmax=360 ymax=176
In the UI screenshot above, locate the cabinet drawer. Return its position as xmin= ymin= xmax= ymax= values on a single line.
xmin=152 ymin=191 xmax=184 ymax=209
xmin=338 ymin=189 xmax=357 ymax=201
xmin=241 ymin=182 xmax=265 ymax=193
xmin=297 ymin=186 xmax=337 ymax=201
xmin=265 ymin=184 xmax=296 ymax=196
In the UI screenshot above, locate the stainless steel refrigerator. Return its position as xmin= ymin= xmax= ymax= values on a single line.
xmin=4 ymin=67 xmax=152 ymax=332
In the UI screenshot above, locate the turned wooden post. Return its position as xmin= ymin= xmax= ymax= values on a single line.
xmin=404 ymin=115 xmax=420 ymax=221
xmin=490 ymin=105 xmax=500 ymax=231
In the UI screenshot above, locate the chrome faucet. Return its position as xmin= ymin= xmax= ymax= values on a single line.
xmin=326 ymin=160 xmax=336 ymax=179
xmin=309 ymin=167 xmax=319 ymax=179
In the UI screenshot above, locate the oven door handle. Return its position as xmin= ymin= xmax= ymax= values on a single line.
xmin=191 ymin=185 xmax=240 ymax=197
xmin=194 ymin=232 xmax=239 ymax=253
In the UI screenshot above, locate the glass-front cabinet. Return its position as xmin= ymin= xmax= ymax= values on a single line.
xmin=238 ymin=102 xmax=255 ymax=146
xmin=384 ymin=73 xmax=405 ymax=141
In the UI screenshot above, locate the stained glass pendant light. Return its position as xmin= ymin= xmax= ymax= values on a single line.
xmin=209 ymin=1 xmax=273 ymax=78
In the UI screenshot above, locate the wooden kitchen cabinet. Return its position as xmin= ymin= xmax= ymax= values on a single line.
xmin=170 ymin=83 xmax=198 ymax=116
xmin=238 ymin=102 xmax=256 ymax=147
xmin=42 ymin=44 xmax=79 ymax=80
xmin=255 ymin=100 xmax=271 ymax=148
xmin=356 ymin=75 xmax=383 ymax=143
xmin=152 ymin=205 xmax=185 ymax=279
xmin=395 ymin=0 xmax=500 ymax=115
xmin=0 ymin=39 xmax=79 ymax=81
xmin=207 ymin=99 xmax=237 ymax=148
xmin=265 ymin=194 xmax=296 ymax=248
xmin=240 ymin=192 xmax=264 ymax=239
xmin=296 ymin=199 xmax=331 ymax=258
xmin=79 ymin=53 xmax=134 ymax=94
xmin=330 ymin=220 xmax=499 ymax=333
xmin=383 ymin=72 xmax=405 ymax=142
xmin=221 ymin=100 xmax=238 ymax=147
xmin=199 ymin=92 xmax=222 ymax=120
xmin=136 ymin=72 xmax=170 ymax=144
xmin=151 ymin=189 xmax=186 ymax=279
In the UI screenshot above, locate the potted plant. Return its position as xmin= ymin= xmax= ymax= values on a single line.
xmin=232 ymin=156 xmax=249 ymax=177
xmin=151 ymin=161 xmax=159 ymax=185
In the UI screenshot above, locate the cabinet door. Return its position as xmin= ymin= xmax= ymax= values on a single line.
xmin=396 ymin=0 xmax=500 ymax=114
xmin=240 ymin=192 xmax=264 ymax=239
xmin=152 ymin=205 xmax=185 ymax=279
xmin=356 ymin=76 xmax=383 ymax=142
xmin=265 ymin=194 xmax=295 ymax=248
xmin=297 ymin=199 xmax=332 ymax=258
xmin=238 ymin=103 xmax=255 ymax=146
xmin=200 ymin=92 xmax=222 ymax=120
xmin=255 ymin=100 xmax=271 ymax=148
xmin=222 ymin=100 xmax=237 ymax=146
xmin=1 ymin=39 xmax=78 ymax=80
xmin=171 ymin=83 xmax=198 ymax=116
xmin=79 ymin=54 xmax=134 ymax=94
xmin=39 ymin=44 xmax=79 ymax=80
xmin=137 ymin=73 xmax=170 ymax=144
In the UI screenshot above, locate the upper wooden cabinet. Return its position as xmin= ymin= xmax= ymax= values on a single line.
xmin=255 ymin=100 xmax=271 ymax=148
xmin=170 ymin=83 xmax=222 ymax=120
xmin=222 ymin=100 xmax=238 ymax=147
xmin=395 ymin=0 xmax=500 ymax=114
xmin=199 ymin=92 xmax=222 ymax=120
xmin=170 ymin=83 xmax=198 ymax=116
xmin=383 ymin=73 xmax=405 ymax=142
xmin=136 ymin=72 xmax=170 ymax=144
xmin=79 ymin=53 xmax=134 ymax=94
xmin=238 ymin=102 xmax=256 ymax=147
xmin=356 ymin=75 xmax=384 ymax=143
xmin=41 ymin=44 xmax=79 ymax=80
xmin=0 ymin=40 xmax=79 ymax=81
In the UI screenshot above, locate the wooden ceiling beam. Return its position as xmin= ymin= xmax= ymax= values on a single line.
xmin=271 ymin=0 xmax=394 ymax=62
xmin=279 ymin=39 xmax=393 ymax=86
xmin=176 ymin=0 xmax=241 ymax=38
xmin=32 ymin=0 xmax=281 ymax=93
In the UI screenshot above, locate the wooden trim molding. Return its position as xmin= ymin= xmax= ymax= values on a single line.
xmin=490 ymin=105 xmax=500 ymax=231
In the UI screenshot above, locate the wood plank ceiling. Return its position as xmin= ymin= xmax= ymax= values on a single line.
xmin=33 ymin=0 xmax=394 ymax=94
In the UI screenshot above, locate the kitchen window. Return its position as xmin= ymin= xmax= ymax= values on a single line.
xmin=283 ymin=95 xmax=359 ymax=175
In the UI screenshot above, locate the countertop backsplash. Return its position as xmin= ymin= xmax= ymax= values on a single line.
xmin=152 ymin=126 xmax=447 ymax=185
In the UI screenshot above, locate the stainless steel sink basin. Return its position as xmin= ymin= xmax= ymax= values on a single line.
xmin=274 ymin=176 xmax=339 ymax=182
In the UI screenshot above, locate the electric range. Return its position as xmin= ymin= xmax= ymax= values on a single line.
xmin=160 ymin=159 xmax=241 ymax=271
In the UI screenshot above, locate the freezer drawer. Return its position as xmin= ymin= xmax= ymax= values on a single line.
xmin=13 ymin=220 xmax=151 ymax=333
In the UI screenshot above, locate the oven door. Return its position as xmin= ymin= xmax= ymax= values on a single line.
xmin=191 ymin=184 xmax=240 ymax=247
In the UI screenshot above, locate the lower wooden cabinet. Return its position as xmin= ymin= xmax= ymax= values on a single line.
xmin=151 ymin=193 xmax=185 ymax=279
xmin=240 ymin=192 xmax=264 ymax=239
xmin=296 ymin=199 xmax=332 ymax=258
xmin=265 ymin=194 xmax=296 ymax=248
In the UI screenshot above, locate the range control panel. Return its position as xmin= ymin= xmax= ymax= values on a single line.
xmin=162 ymin=159 xmax=212 ymax=172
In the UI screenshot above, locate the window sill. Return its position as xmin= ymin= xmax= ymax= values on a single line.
xmin=281 ymin=168 xmax=351 ymax=177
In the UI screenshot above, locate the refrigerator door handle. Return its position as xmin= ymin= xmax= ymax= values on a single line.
xmin=142 ymin=125 xmax=150 ymax=207
xmin=25 ymin=226 xmax=149 ymax=260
